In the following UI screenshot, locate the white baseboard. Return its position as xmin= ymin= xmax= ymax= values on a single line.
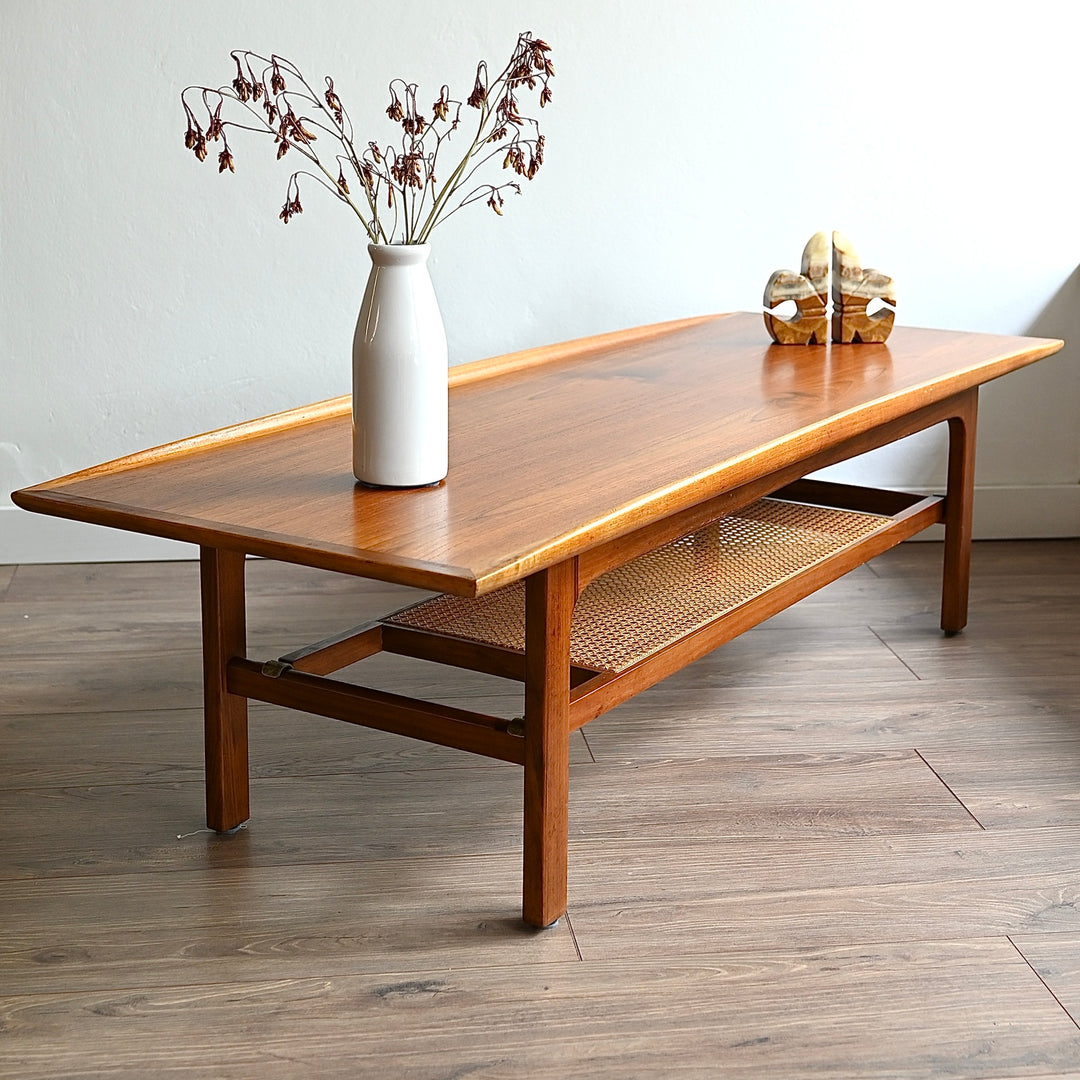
xmin=3 ymin=483 xmax=1078 ymax=565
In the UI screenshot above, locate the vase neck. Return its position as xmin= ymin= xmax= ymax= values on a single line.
xmin=368 ymin=243 xmax=431 ymax=268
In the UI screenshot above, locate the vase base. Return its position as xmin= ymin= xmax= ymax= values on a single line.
xmin=354 ymin=478 xmax=446 ymax=491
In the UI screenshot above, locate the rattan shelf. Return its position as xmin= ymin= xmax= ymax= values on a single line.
xmin=385 ymin=485 xmax=930 ymax=676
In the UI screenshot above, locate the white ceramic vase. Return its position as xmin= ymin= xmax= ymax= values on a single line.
xmin=351 ymin=243 xmax=448 ymax=487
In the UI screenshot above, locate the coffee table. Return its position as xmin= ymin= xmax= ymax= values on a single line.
xmin=12 ymin=312 xmax=1063 ymax=927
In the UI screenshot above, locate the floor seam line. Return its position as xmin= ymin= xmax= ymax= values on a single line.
xmin=1008 ymin=935 xmax=1080 ymax=1032
xmin=579 ymin=729 xmax=597 ymax=764
xmin=869 ymin=625 xmax=923 ymax=681
xmin=913 ymin=748 xmax=986 ymax=830
xmin=564 ymin=911 xmax=584 ymax=962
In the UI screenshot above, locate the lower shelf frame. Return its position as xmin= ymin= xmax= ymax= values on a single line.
xmin=231 ymin=479 xmax=943 ymax=761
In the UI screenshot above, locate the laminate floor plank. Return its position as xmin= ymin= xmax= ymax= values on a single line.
xmin=573 ymin=827 xmax=1080 ymax=895
xmin=0 ymin=564 xmax=15 ymax=597
xmin=0 ymin=767 xmax=528 ymax=880
xmin=0 ymin=703 xmax=591 ymax=790
xmin=587 ymin=673 xmax=1080 ymax=760
xmin=579 ymin=547 xmax=1073 ymax=636
xmin=0 ymin=649 xmax=529 ymax=717
xmin=582 ymin=675 xmax=1080 ymax=758
xmin=0 ymin=649 xmax=207 ymax=715
xmin=1011 ymin=931 xmax=1080 ymax=1026
xmin=1 ymin=560 xmax=203 ymax=603
xmin=0 ymin=599 xmax=204 ymax=657
xmin=7 ymin=830 xmax=1079 ymax=993
xmin=762 ymin=564 xmax=1080 ymax=631
xmin=867 ymin=539 xmax=1080 ymax=580
xmin=565 ymin=831 xmax=1080 ymax=955
xmin=874 ymin=616 xmax=1080 ymax=681
xmin=2 ymin=940 xmax=1078 ymax=1080
xmin=1 ymin=855 xmax=579 ymax=996
xmin=918 ymin=737 xmax=1080 ymax=829
xmin=0 ymin=749 xmax=965 ymax=881
xmin=567 ymin=751 xmax=977 ymax=841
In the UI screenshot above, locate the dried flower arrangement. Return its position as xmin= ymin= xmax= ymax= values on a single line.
xmin=181 ymin=32 xmax=553 ymax=245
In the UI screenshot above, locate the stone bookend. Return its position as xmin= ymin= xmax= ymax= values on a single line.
xmin=831 ymin=231 xmax=896 ymax=344
xmin=763 ymin=231 xmax=830 ymax=345
xmin=763 ymin=231 xmax=896 ymax=345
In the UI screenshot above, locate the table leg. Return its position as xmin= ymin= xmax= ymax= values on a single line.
xmin=941 ymin=389 xmax=978 ymax=634
xmin=200 ymin=546 xmax=250 ymax=831
xmin=522 ymin=560 xmax=575 ymax=929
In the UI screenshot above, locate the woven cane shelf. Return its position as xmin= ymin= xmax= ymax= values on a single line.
xmin=386 ymin=495 xmax=899 ymax=675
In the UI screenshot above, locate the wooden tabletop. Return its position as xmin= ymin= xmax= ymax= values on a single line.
xmin=12 ymin=313 xmax=1063 ymax=595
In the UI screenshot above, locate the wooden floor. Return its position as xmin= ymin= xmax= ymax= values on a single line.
xmin=2 ymin=540 xmax=1079 ymax=1078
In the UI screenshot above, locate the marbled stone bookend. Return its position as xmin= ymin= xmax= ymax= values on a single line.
xmin=831 ymin=230 xmax=896 ymax=344
xmin=763 ymin=231 xmax=896 ymax=345
xmin=763 ymin=231 xmax=830 ymax=345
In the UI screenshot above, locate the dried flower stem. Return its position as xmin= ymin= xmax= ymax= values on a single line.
xmin=181 ymin=33 xmax=552 ymax=245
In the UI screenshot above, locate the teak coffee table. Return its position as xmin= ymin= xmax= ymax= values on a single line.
xmin=13 ymin=312 xmax=1063 ymax=927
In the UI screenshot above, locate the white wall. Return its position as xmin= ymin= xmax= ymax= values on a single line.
xmin=3 ymin=0 xmax=1078 ymax=563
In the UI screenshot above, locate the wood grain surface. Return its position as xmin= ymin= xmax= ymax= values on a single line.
xmin=2 ymin=943 xmax=1078 ymax=1079
xmin=11 ymin=314 xmax=1062 ymax=594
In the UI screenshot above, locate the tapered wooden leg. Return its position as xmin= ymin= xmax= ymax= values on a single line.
xmin=200 ymin=546 xmax=250 ymax=831
xmin=522 ymin=560 xmax=575 ymax=928
xmin=941 ymin=390 xmax=978 ymax=634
